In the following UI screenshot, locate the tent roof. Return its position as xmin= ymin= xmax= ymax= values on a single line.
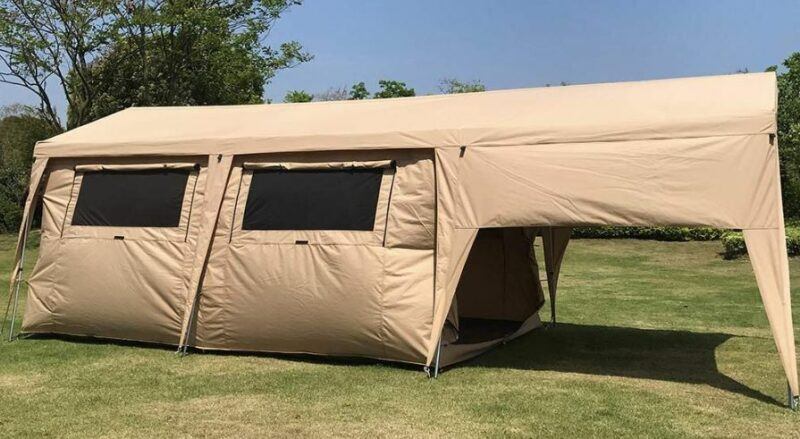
xmin=35 ymin=72 xmax=777 ymax=158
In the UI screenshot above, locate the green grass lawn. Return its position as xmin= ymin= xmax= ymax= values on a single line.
xmin=0 ymin=234 xmax=798 ymax=437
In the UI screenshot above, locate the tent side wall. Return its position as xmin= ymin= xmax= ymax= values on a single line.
xmin=19 ymin=149 xmax=438 ymax=364
xmin=21 ymin=156 xmax=211 ymax=343
xmin=191 ymin=149 xmax=437 ymax=363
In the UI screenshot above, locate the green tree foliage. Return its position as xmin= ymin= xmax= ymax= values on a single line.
xmin=439 ymin=78 xmax=486 ymax=94
xmin=768 ymin=53 xmax=800 ymax=218
xmin=0 ymin=105 xmax=60 ymax=232
xmin=0 ymin=0 xmax=311 ymax=129
xmin=284 ymin=90 xmax=313 ymax=103
xmin=70 ymin=1 xmax=312 ymax=127
xmin=349 ymin=82 xmax=369 ymax=100
xmin=373 ymin=80 xmax=415 ymax=99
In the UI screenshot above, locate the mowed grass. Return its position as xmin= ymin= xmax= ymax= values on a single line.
xmin=0 ymin=233 xmax=798 ymax=438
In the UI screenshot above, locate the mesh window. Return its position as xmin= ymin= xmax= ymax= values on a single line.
xmin=72 ymin=170 xmax=190 ymax=227
xmin=243 ymin=169 xmax=383 ymax=231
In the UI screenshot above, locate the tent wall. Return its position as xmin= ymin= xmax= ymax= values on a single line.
xmin=448 ymin=135 xmax=779 ymax=229
xmin=743 ymin=148 xmax=798 ymax=397
xmin=21 ymin=150 xmax=437 ymax=364
xmin=7 ymin=158 xmax=48 ymax=297
xmin=23 ymin=156 xmax=210 ymax=344
xmin=191 ymin=149 xmax=436 ymax=363
xmin=3 ymin=157 xmax=48 ymax=337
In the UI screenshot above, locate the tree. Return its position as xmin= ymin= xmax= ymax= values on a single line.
xmin=0 ymin=0 xmax=311 ymax=129
xmin=349 ymin=81 xmax=369 ymax=100
xmin=284 ymin=89 xmax=313 ymax=103
xmin=0 ymin=1 xmax=106 ymax=130
xmin=373 ymin=80 xmax=415 ymax=99
xmin=768 ymin=53 xmax=800 ymax=218
xmin=0 ymin=105 xmax=59 ymax=232
xmin=439 ymin=78 xmax=485 ymax=94
xmin=316 ymin=86 xmax=349 ymax=101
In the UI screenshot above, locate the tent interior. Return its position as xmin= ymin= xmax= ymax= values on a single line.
xmin=446 ymin=228 xmax=543 ymax=345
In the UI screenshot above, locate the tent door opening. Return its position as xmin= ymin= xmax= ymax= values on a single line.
xmin=446 ymin=227 xmax=545 ymax=347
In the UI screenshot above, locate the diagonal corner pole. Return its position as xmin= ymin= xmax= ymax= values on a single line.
xmin=177 ymin=155 xmax=233 ymax=353
xmin=1 ymin=157 xmax=48 ymax=341
xmin=424 ymin=334 xmax=443 ymax=378
xmin=5 ymin=225 xmax=30 ymax=341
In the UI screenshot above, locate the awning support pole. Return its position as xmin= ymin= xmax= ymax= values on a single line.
xmin=546 ymin=229 xmax=557 ymax=329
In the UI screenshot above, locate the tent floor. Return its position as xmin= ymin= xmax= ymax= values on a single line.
xmin=455 ymin=318 xmax=524 ymax=345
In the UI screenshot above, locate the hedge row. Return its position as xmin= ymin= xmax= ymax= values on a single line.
xmin=720 ymin=227 xmax=800 ymax=260
xmin=571 ymin=226 xmax=725 ymax=241
xmin=572 ymin=225 xmax=800 ymax=260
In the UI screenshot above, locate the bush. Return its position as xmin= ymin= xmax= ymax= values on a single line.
xmin=720 ymin=227 xmax=800 ymax=260
xmin=720 ymin=232 xmax=747 ymax=260
xmin=572 ymin=226 xmax=725 ymax=241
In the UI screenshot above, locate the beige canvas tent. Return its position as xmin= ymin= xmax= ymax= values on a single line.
xmin=3 ymin=72 xmax=797 ymax=408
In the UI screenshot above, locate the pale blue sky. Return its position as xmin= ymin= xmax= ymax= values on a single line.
xmin=2 ymin=0 xmax=799 ymax=113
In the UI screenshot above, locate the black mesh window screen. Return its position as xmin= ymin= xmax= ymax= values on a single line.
xmin=243 ymin=169 xmax=383 ymax=231
xmin=72 ymin=170 xmax=190 ymax=227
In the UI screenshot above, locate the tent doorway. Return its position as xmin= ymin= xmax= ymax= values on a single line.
xmin=440 ymin=228 xmax=545 ymax=364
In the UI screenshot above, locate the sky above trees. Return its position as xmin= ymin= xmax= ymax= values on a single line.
xmin=2 ymin=0 xmax=799 ymax=114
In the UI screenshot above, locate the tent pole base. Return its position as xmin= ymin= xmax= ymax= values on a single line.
xmin=425 ymin=336 xmax=443 ymax=379
xmin=6 ymin=274 xmax=23 ymax=342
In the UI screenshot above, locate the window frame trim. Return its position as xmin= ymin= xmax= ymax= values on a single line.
xmin=231 ymin=163 xmax=395 ymax=246
xmin=61 ymin=165 xmax=200 ymax=242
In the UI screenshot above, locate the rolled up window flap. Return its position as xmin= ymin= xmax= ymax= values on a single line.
xmin=74 ymin=163 xmax=199 ymax=172
xmin=243 ymin=160 xmax=394 ymax=171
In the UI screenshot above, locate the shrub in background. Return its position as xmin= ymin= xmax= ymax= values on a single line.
xmin=572 ymin=226 xmax=725 ymax=241
xmin=720 ymin=228 xmax=800 ymax=260
xmin=575 ymin=225 xmax=799 ymax=260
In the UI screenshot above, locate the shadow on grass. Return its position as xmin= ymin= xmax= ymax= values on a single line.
xmin=456 ymin=323 xmax=781 ymax=406
xmin=21 ymin=324 xmax=780 ymax=406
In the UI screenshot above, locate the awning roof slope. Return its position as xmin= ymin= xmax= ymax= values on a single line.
xmin=35 ymin=72 xmax=777 ymax=157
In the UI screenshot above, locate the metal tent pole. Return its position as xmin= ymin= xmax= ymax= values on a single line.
xmin=546 ymin=228 xmax=557 ymax=329
xmin=424 ymin=335 xmax=443 ymax=378
xmin=6 ymin=224 xmax=31 ymax=341
xmin=433 ymin=336 xmax=442 ymax=378
xmin=177 ymin=288 xmax=203 ymax=356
